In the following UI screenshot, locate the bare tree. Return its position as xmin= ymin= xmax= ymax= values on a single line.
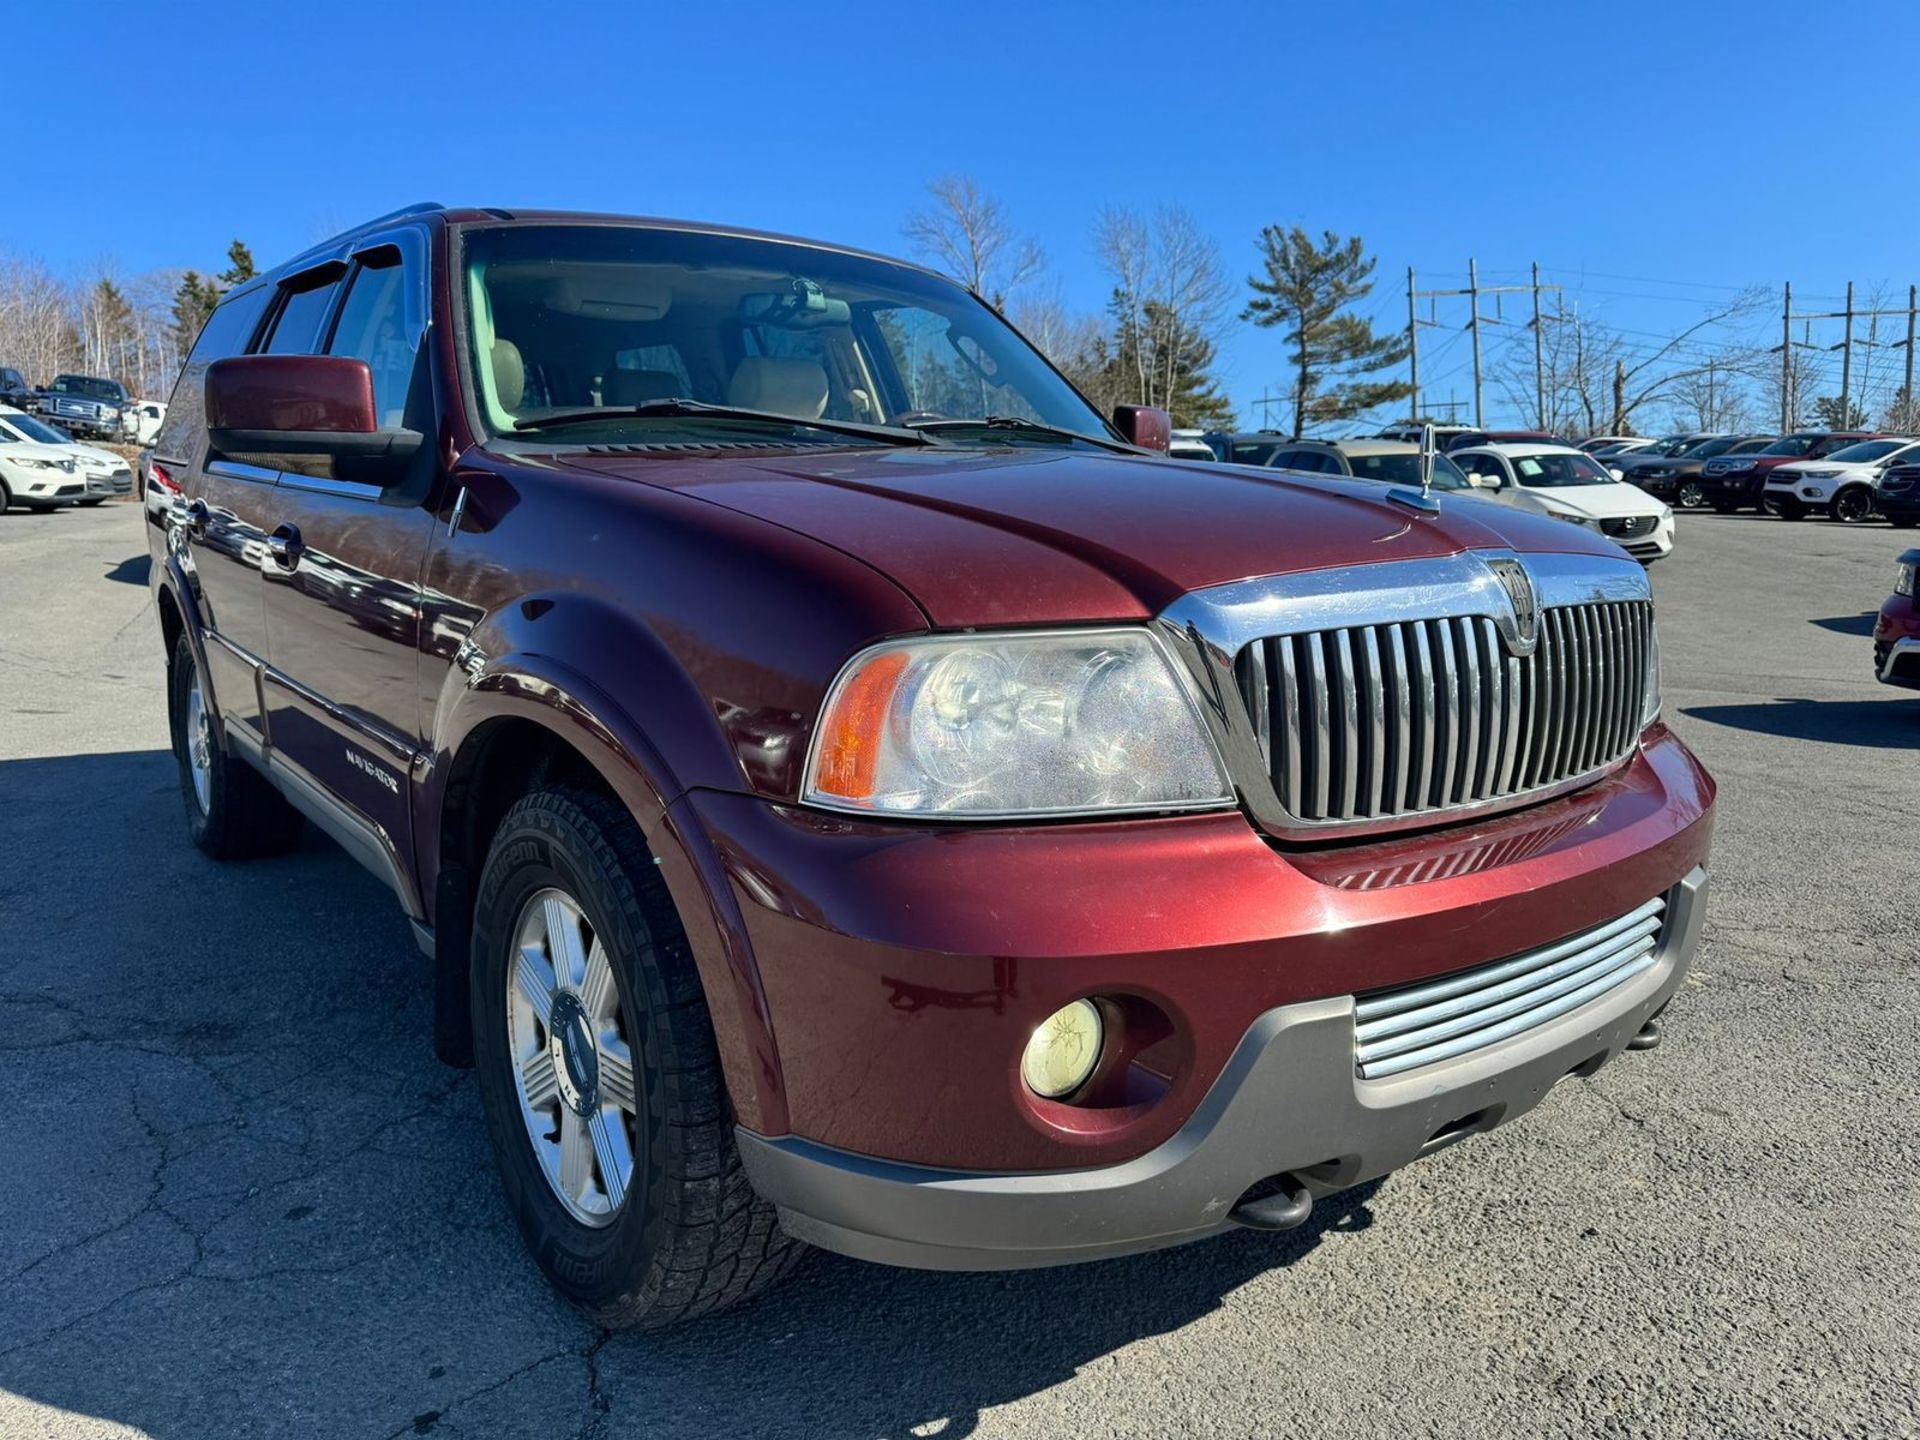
xmin=902 ymin=176 xmax=1045 ymax=309
xmin=0 ymin=253 xmax=78 ymax=384
xmin=1664 ymin=362 xmax=1755 ymax=432
xmin=1603 ymin=287 xmax=1770 ymax=433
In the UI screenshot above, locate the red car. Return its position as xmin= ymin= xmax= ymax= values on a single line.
xmin=146 ymin=205 xmax=1715 ymax=1326
xmin=1877 ymin=550 xmax=1920 ymax=688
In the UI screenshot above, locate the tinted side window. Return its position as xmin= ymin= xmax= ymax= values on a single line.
xmin=327 ymin=256 xmax=419 ymax=427
xmin=263 ymin=274 xmax=344 ymax=355
xmin=155 ymin=285 xmax=273 ymax=458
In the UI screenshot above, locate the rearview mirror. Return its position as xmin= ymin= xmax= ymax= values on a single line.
xmin=206 ymin=355 xmax=422 ymax=482
xmin=1112 ymin=404 xmax=1171 ymax=453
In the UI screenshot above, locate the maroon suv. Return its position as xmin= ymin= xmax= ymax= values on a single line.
xmin=147 ymin=205 xmax=1715 ymax=1326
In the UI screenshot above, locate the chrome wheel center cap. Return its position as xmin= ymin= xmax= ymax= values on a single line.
xmin=549 ymin=991 xmax=599 ymax=1115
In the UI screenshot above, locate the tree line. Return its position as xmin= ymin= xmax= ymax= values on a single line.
xmin=0 ymin=240 xmax=255 ymax=403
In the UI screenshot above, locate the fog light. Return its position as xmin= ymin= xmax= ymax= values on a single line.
xmin=1021 ymin=1000 xmax=1103 ymax=1098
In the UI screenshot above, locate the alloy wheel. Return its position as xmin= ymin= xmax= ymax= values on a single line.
xmin=506 ymin=888 xmax=638 ymax=1227
xmin=1676 ymin=481 xmax=1704 ymax=509
xmin=184 ymin=668 xmax=213 ymax=814
xmin=1833 ymin=488 xmax=1873 ymax=524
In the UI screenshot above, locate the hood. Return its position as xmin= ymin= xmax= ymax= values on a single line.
xmin=553 ymin=445 xmax=1621 ymax=628
xmin=1515 ymin=481 xmax=1663 ymax=521
xmin=71 ymin=444 xmax=128 ymax=472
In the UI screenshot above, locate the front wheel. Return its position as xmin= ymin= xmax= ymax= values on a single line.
xmin=1676 ymin=480 xmax=1706 ymax=509
xmin=1831 ymin=486 xmax=1875 ymax=524
xmin=470 ymin=785 xmax=803 ymax=1328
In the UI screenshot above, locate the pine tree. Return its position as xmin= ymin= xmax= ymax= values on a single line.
xmin=1813 ymin=394 xmax=1869 ymax=430
xmin=219 ymin=240 xmax=257 ymax=288
xmin=1243 ymin=228 xmax=1411 ymax=437
xmin=172 ymin=271 xmax=218 ymax=357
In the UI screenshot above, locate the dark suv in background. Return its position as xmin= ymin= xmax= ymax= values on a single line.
xmin=1627 ymin=435 xmax=1774 ymax=509
xmin=145 ymin=202 xmax=1713 ymax=1328
xmin=1697 ymin=431 xmax=1875 ymax=514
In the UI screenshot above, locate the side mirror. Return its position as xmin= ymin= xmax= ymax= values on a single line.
xmin=206 ymin=355 xmax=422 ymax=482
xmin=1112 ymin=404 xmax=1171 ymax=453
xmin=1608 ymin=467 xmax=1625 ymax=481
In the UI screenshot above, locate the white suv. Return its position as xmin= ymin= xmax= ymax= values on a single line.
xmin=1452 ymin=443 xmax=1675 ymax=562
xmin=1763 ymin=437 xmax=1920 ymax=523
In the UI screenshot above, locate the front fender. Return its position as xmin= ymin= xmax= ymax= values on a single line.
xmin=422 ymin=600 xmax=788 ymax=1134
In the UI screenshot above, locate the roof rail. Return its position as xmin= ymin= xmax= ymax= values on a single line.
xmin=356 ymin=200 xmax=445 ymax=229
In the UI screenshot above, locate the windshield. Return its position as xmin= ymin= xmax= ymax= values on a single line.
xmin=1645 ymin=435 xmax=1697 ymax=457
xmin=1342 ymin=452 xmax=1471 ymax=490
xmin=1760 ymin=434 xmax=1816 ymax=456
xmin=49 ymin=375 xmax=124 ymax=402
xmin=1824 ymin=439 xmax=1907 ymax=463
xmin=1812 ymin=434 xmax=1870 ymax=457
xmin=1728 ymin=436 xmax=1774 ymax=454
xmin=1226 ymin=438 xmax=1285 ymax=465
xmin=0 ymin=413 xmax=72 ymax=445
xmin=460 ymin=224 xmax=1112 ymax=447
xmin=1512 ymin=452 xmax=1614 ymax=487
xmin=1685 ymin=437 xmax=1739 ymax=458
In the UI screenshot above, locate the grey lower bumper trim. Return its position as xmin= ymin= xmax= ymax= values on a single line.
xmin=738 ymin=867 xmax=1709 ymax=1271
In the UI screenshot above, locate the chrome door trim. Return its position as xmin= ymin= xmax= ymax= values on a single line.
xmin=278 ymin=472 xmax=386 ymax=502
xmin=206 ymin=459 xmax=280 ymax=485
xmin=1153 ymin=550 xmax=1653 ymax=843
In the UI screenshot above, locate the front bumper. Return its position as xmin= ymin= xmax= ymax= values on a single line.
xmin=1876 ymin=596 xmax=1920 ymax=688
xmin=741 ymin=867 xmax=1708 ymax=1270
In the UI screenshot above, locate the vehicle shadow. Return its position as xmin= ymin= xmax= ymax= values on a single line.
xmin=103 ymin=554 xmax=151 ymax=586
xmin=1681 ymin=697 xmax=1920 ymax=748
xmin=0 ymin=747 xmax=1384 ymax=1439
xmin=1809 ymin=613 xmax=1879 ymax=637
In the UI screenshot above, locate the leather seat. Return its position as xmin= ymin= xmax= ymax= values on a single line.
xmin=728 ymin=357 xmax=828 ymax=419
xmin=602 ymin=368 xmax=684 ymax=407
xmin=491 ymin=338 xmax=525 ymax=412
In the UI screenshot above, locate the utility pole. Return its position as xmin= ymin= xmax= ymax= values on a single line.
xmin=1468 ymin=258 xmax=1483 ymax=426
xmin=1906 ymin=284 xmax=1916 ymax=413
xmin=1781 ymin=281 xmax=1792 ymax=431
xmin=1840 ymin=281 xmax=1854 ymax=425
xmin=1532 ymin=260 xmax=1545 ymax=429
xmin=1407 ymin=266 xmax=1420 ymax=420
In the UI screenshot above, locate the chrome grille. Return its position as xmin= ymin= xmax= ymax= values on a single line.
xmin=1235 ymin=599 xmax=1652 ymax=824
xmin=1352 ymin=896 xmax=1666 ymax=1079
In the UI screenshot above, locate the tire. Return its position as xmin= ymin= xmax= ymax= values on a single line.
xmin=1892 ymin=516 xmax=1918 ymax=530
xmin=167 ymin=631 xmax=304 ymax=859
xmin=1831 ymin=486 xmax=1874 ymax=524
xmin=27 ymin=504 xmax=58 ymax=514
xmin=0 ymin=480 xmax=9 ymax=512
xmin=470 ymin=785 xmax=803 ymax=1328
xmin=1676 ymin=481 xmax=1705 ymax=509
xmin=78 ymin=497 xmax=106 ymax=507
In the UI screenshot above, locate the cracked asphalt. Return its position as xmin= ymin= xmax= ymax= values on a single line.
xmin=2 ymin=500 xmax=1917 ymax=1439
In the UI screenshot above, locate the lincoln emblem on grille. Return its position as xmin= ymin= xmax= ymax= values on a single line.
xmin=1485 ymin=557 xmax=1540 ymax=656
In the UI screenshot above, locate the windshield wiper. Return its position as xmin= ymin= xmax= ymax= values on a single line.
xmin=904 ymin=415 xmax=1137 ymax=453
xmin=513 ymin=399 xmax=939 ymax=447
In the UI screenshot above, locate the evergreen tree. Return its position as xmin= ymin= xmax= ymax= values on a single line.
xmin=219 ymin=240 xmax=257 ymax=287
xmin=1813 ymin=394 xmax=1869 ymax=430
xmin=1243 ymin=227 xmax=1411 ymax=437
xmin=172 ymin=271 xmax=218 ymax=357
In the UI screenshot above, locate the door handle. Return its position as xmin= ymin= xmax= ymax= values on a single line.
xmin=267 ymin=524 xmax=303 ymax=570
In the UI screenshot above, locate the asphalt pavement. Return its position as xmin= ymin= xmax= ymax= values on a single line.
xmin=2 ymin=500 xmax=1916 ymax=1439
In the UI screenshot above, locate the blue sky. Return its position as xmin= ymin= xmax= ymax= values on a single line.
xmin=17 ymin=0 xmax=1920 ymax=428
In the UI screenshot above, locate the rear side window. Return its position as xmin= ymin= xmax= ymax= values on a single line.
xmin=262 ymin=272 xmax=344 ymax=355
xmin=156 ymin=285 xmax=273 ymax=458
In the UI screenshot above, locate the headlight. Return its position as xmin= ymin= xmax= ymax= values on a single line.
xmin=804 ymin=628 xmax=1232 ymax=818
xmin=1546 ymin=508 xmax=1598 ymax=529
xmin=1659 ymin=505 xmax=1673 ymax=522
xmin=1897 ymin=562 xmax=1916 ymax=598
xmin=1642 ymin=620 xmax=1662 ymax=728
xmin=1803 ymin=468 xmax=1840 ymax=479
xmin=16 ymin=457 xmax=54 ymax=470
xmin=1021 ymin=999 xmax=1103 ymax=1098
xmin=1729 ymin=459 xmax=1755 ymax=472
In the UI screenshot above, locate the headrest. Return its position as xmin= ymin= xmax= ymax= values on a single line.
xmin=727 ymin=357 xmax=828 ymax=420
xmin=603 ymin=368 xmax=684 ymax=407
xmin=491 ymin=338 xmax=524 ymax=412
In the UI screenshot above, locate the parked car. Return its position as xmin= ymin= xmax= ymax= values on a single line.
xmin=0 ymin=406 xmax=133 ymax=503
xmin=1579 ymin=435 xmax=1646 ymax=455
xmin=1261 ymin=437 xmax=1476 ymax=491
xmin=0 ymin=365 xmax=37 ymax=412
xmin=0 ymin=427 xmax=85 ymax=512
xmin=1452 ymin=443 xmax=1675 ymax=562
xmin=1439 ymin=429 xmax=1563 ymax=453
xmin=147 ymin=204 xmax=1712 ymax=1327
xmin=1608 ymin=433 xmax=1719 ymax=482
xmin=1373 ymin=423 xmax=1480 ymax=448
xmin=39 ymin=373 xmax=129 ymax=439
xmin=1874 ymin=548 xmax=1919 ymax=689
xmin=1764 ymin=437 xmax=1920 ymax=522
xmin=1876 ymin=463 xmax=1920 ymax=529
xmin=125 ymin=398 xmax=167 ymax=446
xmin=1696 ymin=430 xmax=1875 ymax=514
xmin=1168 ymin=428 xmax=1215 ymax=461
xmin=1627 ymin=435 xmax=1775 ymax=510
xmin=1203 ymin=430 xmax=1294 ymax=465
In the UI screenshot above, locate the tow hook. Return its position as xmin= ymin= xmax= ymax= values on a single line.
xmin=1229 ymin=1174 xmax=1314 ymax=1232
xmin=1627 ymin=1018 xmax=1662 ymax=1052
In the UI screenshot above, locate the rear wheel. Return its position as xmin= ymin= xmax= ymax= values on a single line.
xmin=167 ymin=631 xmax=304 ymax=859
xmin=470 ymin=785 xmax=803 ymax=1328
xmin=1831 ymin=486 xmax=1875 ymax=524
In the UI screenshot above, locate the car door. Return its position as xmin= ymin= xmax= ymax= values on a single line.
xmin=162 ymin=284 xmax=277 ymax=736
xmin=257 ymin=230 xmax=437 ymax=903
